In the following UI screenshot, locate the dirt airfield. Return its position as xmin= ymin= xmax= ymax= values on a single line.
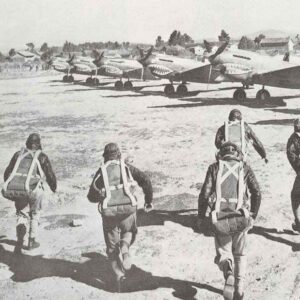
xmin=0 ymin=73 xmax=300 ymax=299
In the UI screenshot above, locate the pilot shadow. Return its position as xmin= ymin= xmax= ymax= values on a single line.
xmin=137 ymin=208 xmax=198 ymax=230
xmin=249 ymin=226 xmax=300 ymax=252
xmin=0 ymin=245 xmax=221 ymax=298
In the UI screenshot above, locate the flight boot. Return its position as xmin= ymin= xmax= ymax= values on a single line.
xmin=233 ymin=256 xmax=246 ymax=300
xmin=120 ymin=241 xmax=132 ymax=271
xmin=14 ymin=224 xmax=26 ymax=255
xmin=111 ymin=259 xmax=125 ymax=293
xmin=28 ymin=238 xmax=40 ymax=250
xmin=223 ymin=259 xmax=234 ymax=300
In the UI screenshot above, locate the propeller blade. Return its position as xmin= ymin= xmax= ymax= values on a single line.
xmin=141 ymin=66 xmax=144 ymax=81
xmin=144 ymin=46 xmax=153 ymax=60
xmin=209 ymin=41 xmax=228 ymax=62
xmin=203 ymin=40 xmax=212 ymax=53
xmin=93 ymin=51 xmax=104 ymax=66
xmin=138 ymin=46 xmax=153 ymax=66
xmin=283 ymin=52 xmax=290 ymax=62
xmin=137 ymin=46 xmax=144 ymax=60
xmin=67 ymin=54 xmax=75 ymax=64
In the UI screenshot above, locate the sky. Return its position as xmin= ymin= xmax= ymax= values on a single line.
xmin=1 ymin=0 xmax=300 ymax=52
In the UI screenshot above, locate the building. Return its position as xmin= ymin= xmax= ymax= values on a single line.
xmin=260 ymin=37 xmax=294 ymax=54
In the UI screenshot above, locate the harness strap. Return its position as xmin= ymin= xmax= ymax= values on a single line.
xmin=236 ymin=161 xmax=244 ymax=210
xmin=101 ymin=162 xmax=112 ymax=209
xmin=3 ymin=149 xmax=44 ymax=192
xmin=3 ymin=148 xmax=25 ymax=191
xmin=120 ymin=159 xmax=137 ymax=206
xmin=224 ymin=120 xmax=247 ymax=158
xmin=220 ymin=161 xmax=240 ymax=181
xmin=25 ymin=150 xmax=42 ymax=192
xmin=214 ymin=160 xmax=245 ymax=215
xmin=100 ymin=159 xmax=137 ymax=209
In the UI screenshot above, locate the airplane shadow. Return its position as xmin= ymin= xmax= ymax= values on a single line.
xmin=103 ymin=89 xmax=214 ymax=99
xmin=249 ymin=226 xmax=300 ymax=252
xmin=0 ymin=245 xmax=222 ymax=298
xmin=266 ymin=108 xmax=300 ymax=115
xmin=149 ymin=97 xmax=287 ymax=109
xmin=251 ymin=118 xmax=294 ymax=126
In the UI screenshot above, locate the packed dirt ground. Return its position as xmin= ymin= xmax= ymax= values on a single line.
xmin=0 ymin=73 xmax=300 ymax=299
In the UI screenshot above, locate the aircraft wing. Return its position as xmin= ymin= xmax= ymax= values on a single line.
xmin=252 ymin=65 xmax=300 ymax=89
xmin=17 ymin=50 xmax=35 ymax=58
xmin=173 ymin=63 xmax=220 ymax=83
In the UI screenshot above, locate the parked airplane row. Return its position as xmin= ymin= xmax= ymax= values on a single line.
xmin=12 ymin=39 xmax=300 ymax=101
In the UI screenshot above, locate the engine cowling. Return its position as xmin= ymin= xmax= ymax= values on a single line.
xmin=148 ymin=64 xmax=173 ymax=77
xmin=99 ymin=65 xmax=123 ymax=76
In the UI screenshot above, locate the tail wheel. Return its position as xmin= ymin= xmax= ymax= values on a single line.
xmin=256 ymin=89 xmax=270 ymax=101
xmin=115 ymin=80 xmax=124 ymax=90
xmin=124 ymin=81 xmax=133 ymax=90
xmin=164 ymin=84 xmax=175 ymax=96
xmin=176 ymin=84 xmax=188 ymax=96
xmin=233 ymin=88 xmax=246 ymax=102
xmin=63 ymin=75 xmax=68 ymax=82
xmin=86 ymin=77 xmax=93 ymax=85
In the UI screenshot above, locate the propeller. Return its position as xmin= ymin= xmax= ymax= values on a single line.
xmin=283 ymin=52 xmax=290 ymax=62
xmin=92 ymin=49 xmax=104 ymax=66
xmin=203 ymin=40 xmax=213 ymax=53
xmin=67 ymin=54 xmax=75 ymax=64
xmin=205 ymin=41 xmax=229 ymax=85
xmin=40 ymin=49 xmax=54 ymax=67
xmin=137 ymin=46 xmax=154 ymax=81
xmin=137 ymin=46 xmax=153 ymax=66
xmin=208 ymin=41 xmax=228 ymax=63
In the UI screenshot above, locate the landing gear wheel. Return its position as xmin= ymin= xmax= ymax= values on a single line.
xmin=176 ymin=84 xmax=188 ymax=96
xmin=256 ymin=89 xmax=270 ymax=101
xmin=92 ymin=78 xmax=99 ymax=86
xmin=164 ymin=84 xmax=175 ymax=96
xmin=86 ymin=77 xmax=93 ymax=85
xmin=63 ymin=75 xmax=69 ymax=82
xmin=68 ymin=75 xmax=74 ymax=82
xmin=233 ymin=88 xmax=246 ymax=102
xmin=115 ymin=80 xmax=124 ymax=90
xmin=124 ymin=81 xmax=133 ymax=90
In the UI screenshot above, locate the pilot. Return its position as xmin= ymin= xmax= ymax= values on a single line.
xmin=215 ymin=109 xmax=268 ymax=162
xmin=286 ymin=118 xmax=300 ymax=233
xmin=87 ymin=143 xmax=153 ymax=292
xmin=197 ymin=142 xmax=261 ymax=300
xmin=3 ymin=133 xmax=57 ymax=254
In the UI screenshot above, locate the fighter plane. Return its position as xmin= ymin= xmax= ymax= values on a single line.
xmin=203 ymin=40 xmax=300 ymax=101
xmin=39 ymin=50 xmax=78 ymax=82
xmin=91 ymin=50 xmax=153 ymax=90
xmin=137 ymin=46 xmax=220 ymax=95
xmin=7 ymin=45 xmax=41 ymax=69
xmin=66 ymin=49 xmax=155 ymax=89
